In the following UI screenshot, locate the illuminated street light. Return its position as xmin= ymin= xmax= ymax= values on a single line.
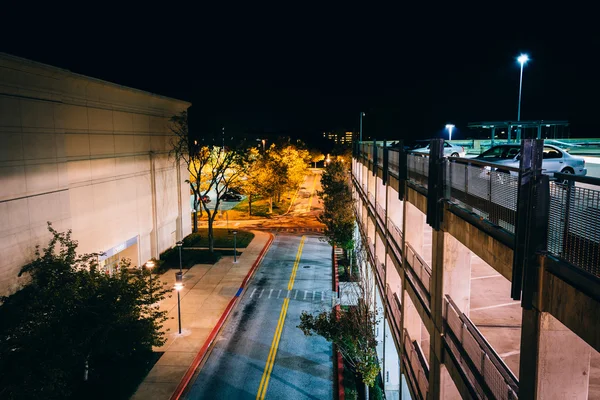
xmin=256 ymin=138 xmax=266 ymax=153
xmin=445 ymin=124 xmax=455 ymax=141
xmin=145 ymin=260 xmax=155 ymax=302
xmin=176 ymin=240 xmax=183 ymax=273
xmin=174 ymin=272 xmax=184 ymax=334
xmin=516 ymin=53 xmax=529 ymax=141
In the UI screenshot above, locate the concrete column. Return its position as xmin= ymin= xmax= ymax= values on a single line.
xmin=149 ymin=152 xmax=159 ymax=259
xmin=403 ymin=290 xmax=422 ymax=343
xmin=442 ymin=233 xmax=472 ymax=317
xmin=404 ymin=203 xmax=425 ymax=255
xmin=520 ymin=310 xmax=591 ymax=399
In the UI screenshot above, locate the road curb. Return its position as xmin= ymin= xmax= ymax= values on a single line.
xmin=169 ymin=232 xmax=275 ymax=400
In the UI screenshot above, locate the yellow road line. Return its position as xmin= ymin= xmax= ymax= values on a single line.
xmin=256 ymin=237 xmax=305 ymax=399
xmin=288 ymin=236 xmax=306 ymax=290
xmin=305 ymin=174 xmax=318 ymax=212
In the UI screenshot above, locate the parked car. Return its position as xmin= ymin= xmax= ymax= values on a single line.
xmin=226 ymin=188 xmax=242 ymax=195
xmin=408 ymin=140 xmax=466 ymax=157
xmin=201 ymin=195 xmax=211 ymax=203
xmin=220 ymin=192 xmax=242 ymax=202
xmin=474 ymin=144 xmax=587 ymax=179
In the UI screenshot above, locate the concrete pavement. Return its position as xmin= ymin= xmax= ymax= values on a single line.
xmin=131 ymin=230 xmax=273 ymax=400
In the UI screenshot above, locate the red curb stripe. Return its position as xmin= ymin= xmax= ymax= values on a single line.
xmin=170 ymin=232 xmax=275 ymax=400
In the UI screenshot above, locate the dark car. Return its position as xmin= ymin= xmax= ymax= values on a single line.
xmin=220 ymin=193 xmax=242 ymax=202
xmin=201 ymin=195 xmax=210 ymax=203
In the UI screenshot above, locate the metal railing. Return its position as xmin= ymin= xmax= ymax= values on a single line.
xmin=388 ymin=217 xmax=403 ymax=256
xmin=368 ymin=192 xmax=376 ymax=208
xmin=386 ymin=284 xmax=402 ymax=339
xmin=376 ymin=202 xmax=386 ymax=222
xmin=389 ymin=149 xmax=400 ymax=177
xmin=407 ymin=153 xmax=429 ymax=189
xmin=548 ymin=174 xmax=600 ymax=277
xmin=367 ymin=237 xmax=375 ymax=261
xmin=405 ymin=243 xmax=432 ymax=294
xmin=444 ymin=295 xmax=519 ymax=400
xmin=374 ymin=255 xmax=385 ymax=288
xmin=366 ymin=143 xmax=374 ymax=162
xmin=403 ymin=329 xmax=429 ymax=400
xmin=377 ymin=147 xmax=384 ymax=167
xmin=446 ymin=158 xmax=519 ymax=233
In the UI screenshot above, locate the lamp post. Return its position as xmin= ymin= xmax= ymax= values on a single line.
xmin=256 ymin=138 xmax=266 ymax=153
xmin=174 ymin=272 xmax=184 ymax=334
xmin=359 ymin=112 xmax=365 ymax=142
xmin=517 ymin=54 xmax=529 ymax=141
xmin=176 ymin=240 xmax=183 ymax=273
xmin=145 ymin=260 xmax=155 ymax=302
xmin=233 ymin=230 xmax=238 ymax=263
xmin=445 ymin=124 xmax=455 ymax=141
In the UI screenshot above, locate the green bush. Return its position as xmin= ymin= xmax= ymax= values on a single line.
xmin=159 ymin=248 xmax=222 ymax=271
xmin=180 ymin=229 xmax=254 ymax=248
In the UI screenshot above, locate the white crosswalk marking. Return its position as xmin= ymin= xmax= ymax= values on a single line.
xmin=294 ymin=290 xmax=298 ymax=299
xmin=250 ymin=288 xmax=257 ymax=298
xmin=268 ymin=289 xmax=273 ymax=298
xmin=259 ymin=289 xmax=264 ymax=298
xmin=277 ymin=290 xmax=281 ymax=298
xmin=304 ymin=291 xmax=308 ymax=300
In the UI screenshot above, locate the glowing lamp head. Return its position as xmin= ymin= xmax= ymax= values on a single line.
xmin=174 ymin=272 xmax=184 ymax=291
xmin=445 ymin=124 xmax=455 ymax=130
xmin=517 ymin=54 xmax=529 ymax=65
xmin=146 ymin=260 xmax=155 ymax=270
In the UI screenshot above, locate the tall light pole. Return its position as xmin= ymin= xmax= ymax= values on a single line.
xmin=517 ymin=54 xmax=529 ymax=141
xmin=445 ymin=124 xmax=455 ymax=141
xmin=359 ymin=112 xmax=365 ymax=142
xmin=145 ymin=260 xmax=155 ymax=302
xmin=233 ymin=230 xmax=238 ymax=263
xmin=174 ymin=272 xmax=184 ymax=334
xmin=176 ymin=241 xmax=183 ymax=273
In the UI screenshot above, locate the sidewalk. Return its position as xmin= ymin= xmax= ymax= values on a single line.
xmin=131 ymin=230 xmax=273 ymax=400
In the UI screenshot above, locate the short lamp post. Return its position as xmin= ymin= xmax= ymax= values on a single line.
xmin=176 ymin=240 xmax=183 ymax=273
xmin=445 ymin=124 xmax=455 ymax=141
xmin=174 ymin=272 xmax=184 ymax=334
xmin=145 ymin=260 xmax=155 ymax=302
xmin=233 ymin=230 xmax=238 ymax=263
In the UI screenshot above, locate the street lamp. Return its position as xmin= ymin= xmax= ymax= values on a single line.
xmin=176 ymin=240 xmax=183 ymax=273
xmin=256 ymin=138 xmax=266 ymax=153
xmin=516 ymin=54 xmax=529 ymax=141
xmin=359 ymin=112 xmax=366 ymax=142
xmin=174 ymin=272 xmax=184 ymax=334
xmin=145 ymin=260 xmax=155 ymax=302
xmin=445 ymin=124 xmax=455 ymax=141
xmin=326 ymin=154 xmax=331 ymax=165
xmin=233 ymin=230 xmax=238 ymax=263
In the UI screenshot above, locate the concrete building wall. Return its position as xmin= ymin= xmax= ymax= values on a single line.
xmin=0 ymin=53 xmax=191 ymax=295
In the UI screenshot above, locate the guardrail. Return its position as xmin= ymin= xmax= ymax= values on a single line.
xmin=386 ymin=284 xmax=402 ymax=340
xmin=446 ymin=157 xmax=519 ymax=233
xmin=407 ymin=153 xmax=429 ymax=189
xmin=548 ymin=174 xmax=600 ymax=277
xmin=389 ymin=149 xmax=400 ymax=177
xmin=388 ymin=217 xmax=403 ymax=257
xmin=377 ymin=146 xmax=384 ymax=167
xmin=376 ymin=202 xmax=386 ymax=222
xmin=443 ymin=295 xmax=519 ymax=400
xmin=405 ymin=243 xmax=432 ymax=294
xmin=368 ymin=192 xmax=376 ymax=208
xmin=403 ymin=329 xmax=429 ymax=400
xmin=374 ymin=255 xmax=385 ymax=289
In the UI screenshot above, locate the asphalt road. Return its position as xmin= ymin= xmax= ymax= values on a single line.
xmin=182 ymin=234 xmax=334 ymax=400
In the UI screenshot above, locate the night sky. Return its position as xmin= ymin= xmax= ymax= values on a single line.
xmin=3 ymin=6 xmax=599 ymax=150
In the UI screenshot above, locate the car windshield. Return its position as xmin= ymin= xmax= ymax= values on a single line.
xmin=479 ymin=146 xmax=520 ymax=159
xmin=409 ymin=142 xmax=429 ymax=149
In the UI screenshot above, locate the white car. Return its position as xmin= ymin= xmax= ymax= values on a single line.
xmin=409 ymin=141 xmax=466 ymax=157
xmin=474 ymin=144 xmax=587 ymax=179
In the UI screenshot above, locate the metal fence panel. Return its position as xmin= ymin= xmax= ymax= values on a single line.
xmin=548 ymin=182 xmax=600 ymax=277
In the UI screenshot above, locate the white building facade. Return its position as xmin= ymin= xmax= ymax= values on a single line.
xmin=0 ymin=53 xmax=192 ymax=295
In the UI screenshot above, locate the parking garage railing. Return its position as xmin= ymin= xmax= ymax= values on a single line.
xmin=388 ymin=217 xmax=403 ymax=258
xmin=374 ymin=256 xmax=385 ymax=291
xmin=386 ymin=284 xmax=402 ymax=340
xmin=443 ymin=295 xmax=519 ymax=400
xmin=407 ymin=152 xmax=429 ymax=189
xmin=368 ymin=192 xmax=375 ymax=209
xmin=405 ymin=242 xmax=432 ymax=294
xmin=403 ymin=329 xmax=429 ymax=400
xmin=445 ymin=158 xmax=519 ymax=234
xmin=376 ymin=202 xmax=386 ymax=223
xmin=548 ymin=174 xmax=600 ymax=278
xmin=389 ymin=149 xmax=400 ymax=177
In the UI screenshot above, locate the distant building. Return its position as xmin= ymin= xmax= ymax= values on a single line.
xmin=322 ymin=130 xmax=354 ymax=144
xmin=0 ymin=53 xmax=191 ymax=295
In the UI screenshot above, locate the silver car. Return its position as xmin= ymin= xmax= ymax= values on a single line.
xmin=474 ymin=144 xmax=587 ymax=178
xmin=409 ymin=141 xmax=466 ymax=157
